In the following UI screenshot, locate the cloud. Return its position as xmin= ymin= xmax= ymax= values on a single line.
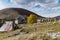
xmin=10 ymin=0 xmax=60 ymax=17
xmin=11 ymin=0 xmax=59 ymax=9
xmin=0 ymin=1 xmax=7 ymax=10
xmin=0 ymin=0 xmax=60 ymax=9
xmin=0 ymin=0 xmax=60 ymax=17
xmin=11 ymin=0 xmax=35 ymax=5
xmin=0 ymin=0 xmax=19 ymax=8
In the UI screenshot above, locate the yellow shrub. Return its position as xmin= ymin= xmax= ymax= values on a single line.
xmin=27 ymin=14 xmax=37 ymax=24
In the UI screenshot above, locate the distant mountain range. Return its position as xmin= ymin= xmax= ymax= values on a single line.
xmin=0 ymin=8 xmax=60 ymax=21
xmin=54 ymin=16 xmax=60 ymax=20
xmin=0 ymin=8 xmax=45 ymax=19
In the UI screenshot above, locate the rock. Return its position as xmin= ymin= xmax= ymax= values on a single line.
xmin=46 ymin=32 xmax=60 ymax=39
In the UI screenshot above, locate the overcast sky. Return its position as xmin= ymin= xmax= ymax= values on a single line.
xmin=0 ymin=0 xmax=60 ymax=17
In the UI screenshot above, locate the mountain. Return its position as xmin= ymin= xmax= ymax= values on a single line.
xmin=0 ymin=8 xmax=45 ymax=19
xmin=54 ymin=16 xmax=60 ymax=20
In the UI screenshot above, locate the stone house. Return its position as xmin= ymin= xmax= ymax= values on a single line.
xmin=15 ymin=15 xmax=27 ymax=24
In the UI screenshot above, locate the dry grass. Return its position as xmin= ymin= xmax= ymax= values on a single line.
xmin=1 ymin=22 xmax=60 ymax=40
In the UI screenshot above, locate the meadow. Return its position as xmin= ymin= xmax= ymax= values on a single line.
xmin=0 ymin=22 xmax=60 ymax=40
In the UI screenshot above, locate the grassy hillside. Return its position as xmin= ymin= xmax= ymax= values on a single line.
xmin=0 ymin=8 xmax=44 ymax=19
xmin=0 ymin=22 xmax=60 ymax=40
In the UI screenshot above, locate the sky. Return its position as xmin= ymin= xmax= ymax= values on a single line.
xmin=0 ymin=0 xmax=60 ymax=17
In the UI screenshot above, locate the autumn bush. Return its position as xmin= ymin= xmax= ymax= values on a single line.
xmin=27 ymin=14 xmax=37 ymax=24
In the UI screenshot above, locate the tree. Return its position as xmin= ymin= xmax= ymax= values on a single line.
xmin=27 ymin=14 xmax=37 ymax=24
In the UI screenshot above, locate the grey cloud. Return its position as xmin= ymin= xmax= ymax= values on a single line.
xmin=37 ymin=0 xmax=58 ymax=4
xmin=11 ymin=0 xmax=59 ymax=9
xmin=12 ymin=0 xmax=35 ymax=5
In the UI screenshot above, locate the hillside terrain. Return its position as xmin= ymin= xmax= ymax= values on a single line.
xmin=0 ymin=8 xmax=60 ymax=40
xmin=0 ymin=8 xmax=44 ymax=19
xmin=54 ymin=16 xmax=60 ymax=20
xmin=0 ymin=22 xmax=59 ymax=40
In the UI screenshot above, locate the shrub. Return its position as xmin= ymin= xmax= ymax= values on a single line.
xmin=27 ymin=14 xmax=37 ymax=24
